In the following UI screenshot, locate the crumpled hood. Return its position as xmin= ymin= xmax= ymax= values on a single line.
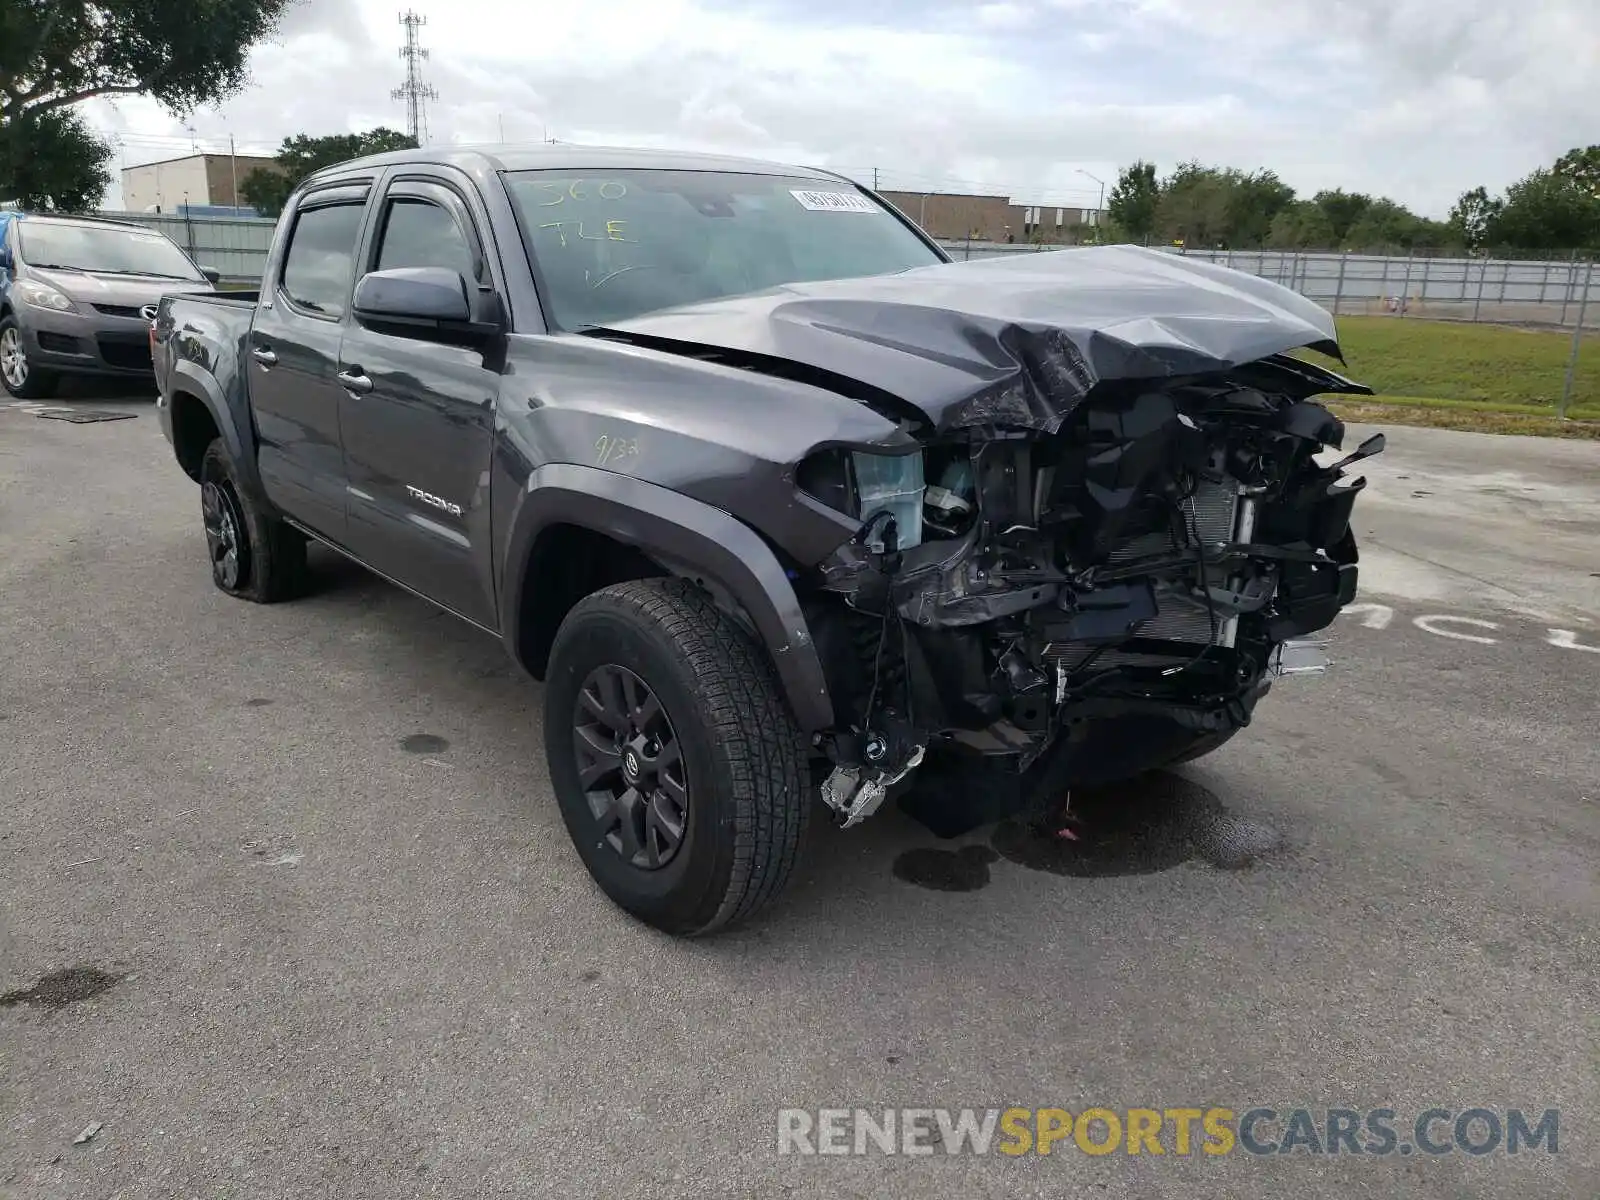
xmin=599 ymin=244 xmax=1365 ymax=434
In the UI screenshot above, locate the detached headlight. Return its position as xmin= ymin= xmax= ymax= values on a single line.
xmin=797 ymin=448 xmax=926 ymax=550
xmin=17 ymin=279 xmax=78 ymax=313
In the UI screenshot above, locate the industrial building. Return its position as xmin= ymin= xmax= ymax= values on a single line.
xmin=877 ymin=189 xmax=1098 ymax=244
xmin=119 ymin=153 xmax=282 ymax=214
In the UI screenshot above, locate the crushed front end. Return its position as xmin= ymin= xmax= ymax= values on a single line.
xmin=795 ymin=356 xmax=1383 ymax=828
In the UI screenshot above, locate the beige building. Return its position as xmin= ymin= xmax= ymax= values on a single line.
xmin=120 ymin=153 xmax=282 ymax=213
xmin=878 ymin=189 xmax=1097 ymax=244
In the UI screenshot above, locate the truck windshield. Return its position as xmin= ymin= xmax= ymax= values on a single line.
xmin=503 ymin=169 xmax=943 ymax=329
xmin=19 ymin=222 xmax=205 ymax=280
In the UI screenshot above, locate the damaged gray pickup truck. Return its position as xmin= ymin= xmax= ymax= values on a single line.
xmin=153 ymin=145 xmax=1381 ymax=935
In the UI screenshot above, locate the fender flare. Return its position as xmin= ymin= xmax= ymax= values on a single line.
xmin=168 ymin=358 xmax=267 ymax=501
xmin=501 ymin=462 xmax=835 ymax=734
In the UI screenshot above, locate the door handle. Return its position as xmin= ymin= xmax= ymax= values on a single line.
xmin=337 ymin=368 xmax=373 ymax=394
xmin=251 ymin=347 xmax=277 ymax=367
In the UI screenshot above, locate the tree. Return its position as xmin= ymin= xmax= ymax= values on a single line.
xmin=1311 ymin=189 xmax=1371 ymax=242
xmin=1154 ymin=161 xmax=1233 ymax=247
xmin=0 ymin=107 xmax=111 ymax=210
xmin=1224 ymin=168 xmax=1295 ymax=246
xmin=1106 ymin=160 xmax=1159 ymax=241
xmin=240 ymin=128 xmax=420 ymax=217
xmin=0 ymin=1 xmax=290 ymax=213
xmin=1448 ymin=186 xmax=1503 ymax=252
xmin=0 ymin=1 xmax=292 ymax=127
xmin=1149 ymin=162 xmax=1294 ymax=248
xmin=1553 ymin=145 xmax=1600 ymax=198
xmin=1341 ymin=198 xmax=1451 ymax=250
xmin=1492 ymin=168 xmax=1600 ymax=250
xmin=1266 ymin=201 xmax=1336 ymax=249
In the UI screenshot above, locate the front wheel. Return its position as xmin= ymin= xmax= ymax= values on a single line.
xmin=543 ymin=579 xmax=810 ymax=936
xmin=0 ymin=316 xmax=57 ymax=399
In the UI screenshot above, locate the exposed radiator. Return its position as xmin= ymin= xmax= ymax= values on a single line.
xmin=1107 ymin=476 xmax=1240 ymax=567
xmin=1048 ymin=477 xmax=1245 ymax=665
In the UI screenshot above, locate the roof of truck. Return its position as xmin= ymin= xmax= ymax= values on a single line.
xmin=307 ymin=143 xmax=846 ymax=185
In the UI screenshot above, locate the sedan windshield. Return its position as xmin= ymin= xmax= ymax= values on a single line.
xmin=503 ymin=169 xmax=943 ymax=329
xmin=19 ymin=222 xmax=205 ymax=280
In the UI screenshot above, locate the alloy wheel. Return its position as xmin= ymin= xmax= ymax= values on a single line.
xmin=0 ymin=328 xmax=26 ymax=390
xmin=200 ymin=479 xmax=246 ymax=590
xmin=573 ymin=664 xmax=690 ymax=869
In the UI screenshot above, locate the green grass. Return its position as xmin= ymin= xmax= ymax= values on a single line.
xmin=1326 ymin=400 xmax=1600 ymax=440
xmin=1295 ymin=316 xmax=1600 ymax=437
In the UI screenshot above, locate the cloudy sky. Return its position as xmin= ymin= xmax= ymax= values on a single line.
xmin=84 ymin=0 xmax=1598 ymax=215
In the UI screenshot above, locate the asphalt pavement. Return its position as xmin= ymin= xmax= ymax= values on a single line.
xmin=2 ymin=395 xmax=1596 ymax=1199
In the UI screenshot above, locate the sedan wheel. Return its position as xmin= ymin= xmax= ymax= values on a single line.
xmin=0 ymin=326 xmax=27 ymax=390
xmin=0 ymin=317 xmax=55 ymax=399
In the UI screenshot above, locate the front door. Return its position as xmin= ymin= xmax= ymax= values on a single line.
xmin=249 ymin=186 xmax=371 ymax=540
xmin=336 ymin=177 xmax=502 ymax=629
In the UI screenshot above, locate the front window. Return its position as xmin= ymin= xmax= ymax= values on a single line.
xmin=18 ymin=222 xmax=205 ymax=281
xmin=503 ymin=169 xmax=943 ymax=330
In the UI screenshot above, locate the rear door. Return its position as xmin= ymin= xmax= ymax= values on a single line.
xmin=335 ymin=173 xmax=503 ymax=628
xmin=249 ymin=181 xmax=372 ymax=539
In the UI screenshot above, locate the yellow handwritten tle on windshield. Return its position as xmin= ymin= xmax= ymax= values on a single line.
xmin=536 ymin=220 xmax=637 ymax=247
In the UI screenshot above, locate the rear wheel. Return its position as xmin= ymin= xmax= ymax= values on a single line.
xmin=0 ymin=317 xmax=58 ymax=399
xmin=199 ymin=438 xmax=307 ymax=603
xmin=543 ymin=579 xmax=810 ymax=936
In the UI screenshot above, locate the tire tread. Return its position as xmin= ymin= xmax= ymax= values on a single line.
xmin=570 ymin=578 xmax=810 ymax=935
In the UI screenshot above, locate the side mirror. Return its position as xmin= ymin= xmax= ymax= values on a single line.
xmin=200 ymin=267 xmax=221 ymax=285
xmin=354 ymin=266 xmax=472 ymax=322
xmin=352 ymin=266 xmax=503 ymax=345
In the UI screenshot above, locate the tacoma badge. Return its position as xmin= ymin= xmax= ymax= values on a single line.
xmin=405 ymin=485 xmax=463 ymax=516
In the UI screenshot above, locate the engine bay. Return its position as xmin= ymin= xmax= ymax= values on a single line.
xmin=794 ymin=360 xmax=1385 ymax=826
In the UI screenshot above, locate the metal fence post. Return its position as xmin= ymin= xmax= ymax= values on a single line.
xmin=1399 ymin=250 xmax=1415 ymax=317
xmin=1560 ymin=250 xmax=1576 ymax=326
xmin=1332 ymin=252 xmax=1348 ymax=315
xmin=1472 ymin=257 xmax=1488 ymax=322
xmin=1559 ymin=259 xmax=1593 ymax=419
xmin=1419 ymin=254 xmax=1431 ymax=310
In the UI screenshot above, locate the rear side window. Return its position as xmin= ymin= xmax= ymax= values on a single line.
xmin=281 ymin=203 xmax=364 ymax=318
xmin=375 ymin=199 xmax=476 ymax=280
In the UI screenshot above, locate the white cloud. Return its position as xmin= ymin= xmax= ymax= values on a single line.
xmin=82 ymin=0 xmax=1600 ymax=216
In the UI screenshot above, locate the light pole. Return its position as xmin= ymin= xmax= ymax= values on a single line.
xmin=1077 ymin=169 xmax=1105 ymax=241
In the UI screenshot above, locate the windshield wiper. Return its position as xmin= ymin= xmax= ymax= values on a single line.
xmin=28 ymin=262 xmax=87 ymax=272
xmin=101 ymin=270 xmax=196 ymax=280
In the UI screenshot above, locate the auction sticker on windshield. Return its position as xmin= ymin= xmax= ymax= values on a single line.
xmin=790 ymin=189 xmax=878 ymax=213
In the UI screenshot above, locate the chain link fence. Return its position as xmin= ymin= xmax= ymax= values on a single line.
xmin=937 ymin=239 xmax=1600 ymax=330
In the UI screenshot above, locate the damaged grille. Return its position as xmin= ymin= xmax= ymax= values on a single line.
xmin=1049 ymin=478 xmax=1242 ymax=665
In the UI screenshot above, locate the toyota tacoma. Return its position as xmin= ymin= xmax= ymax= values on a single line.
xmin=152 ymin=145 xmax=1381 ymax=935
